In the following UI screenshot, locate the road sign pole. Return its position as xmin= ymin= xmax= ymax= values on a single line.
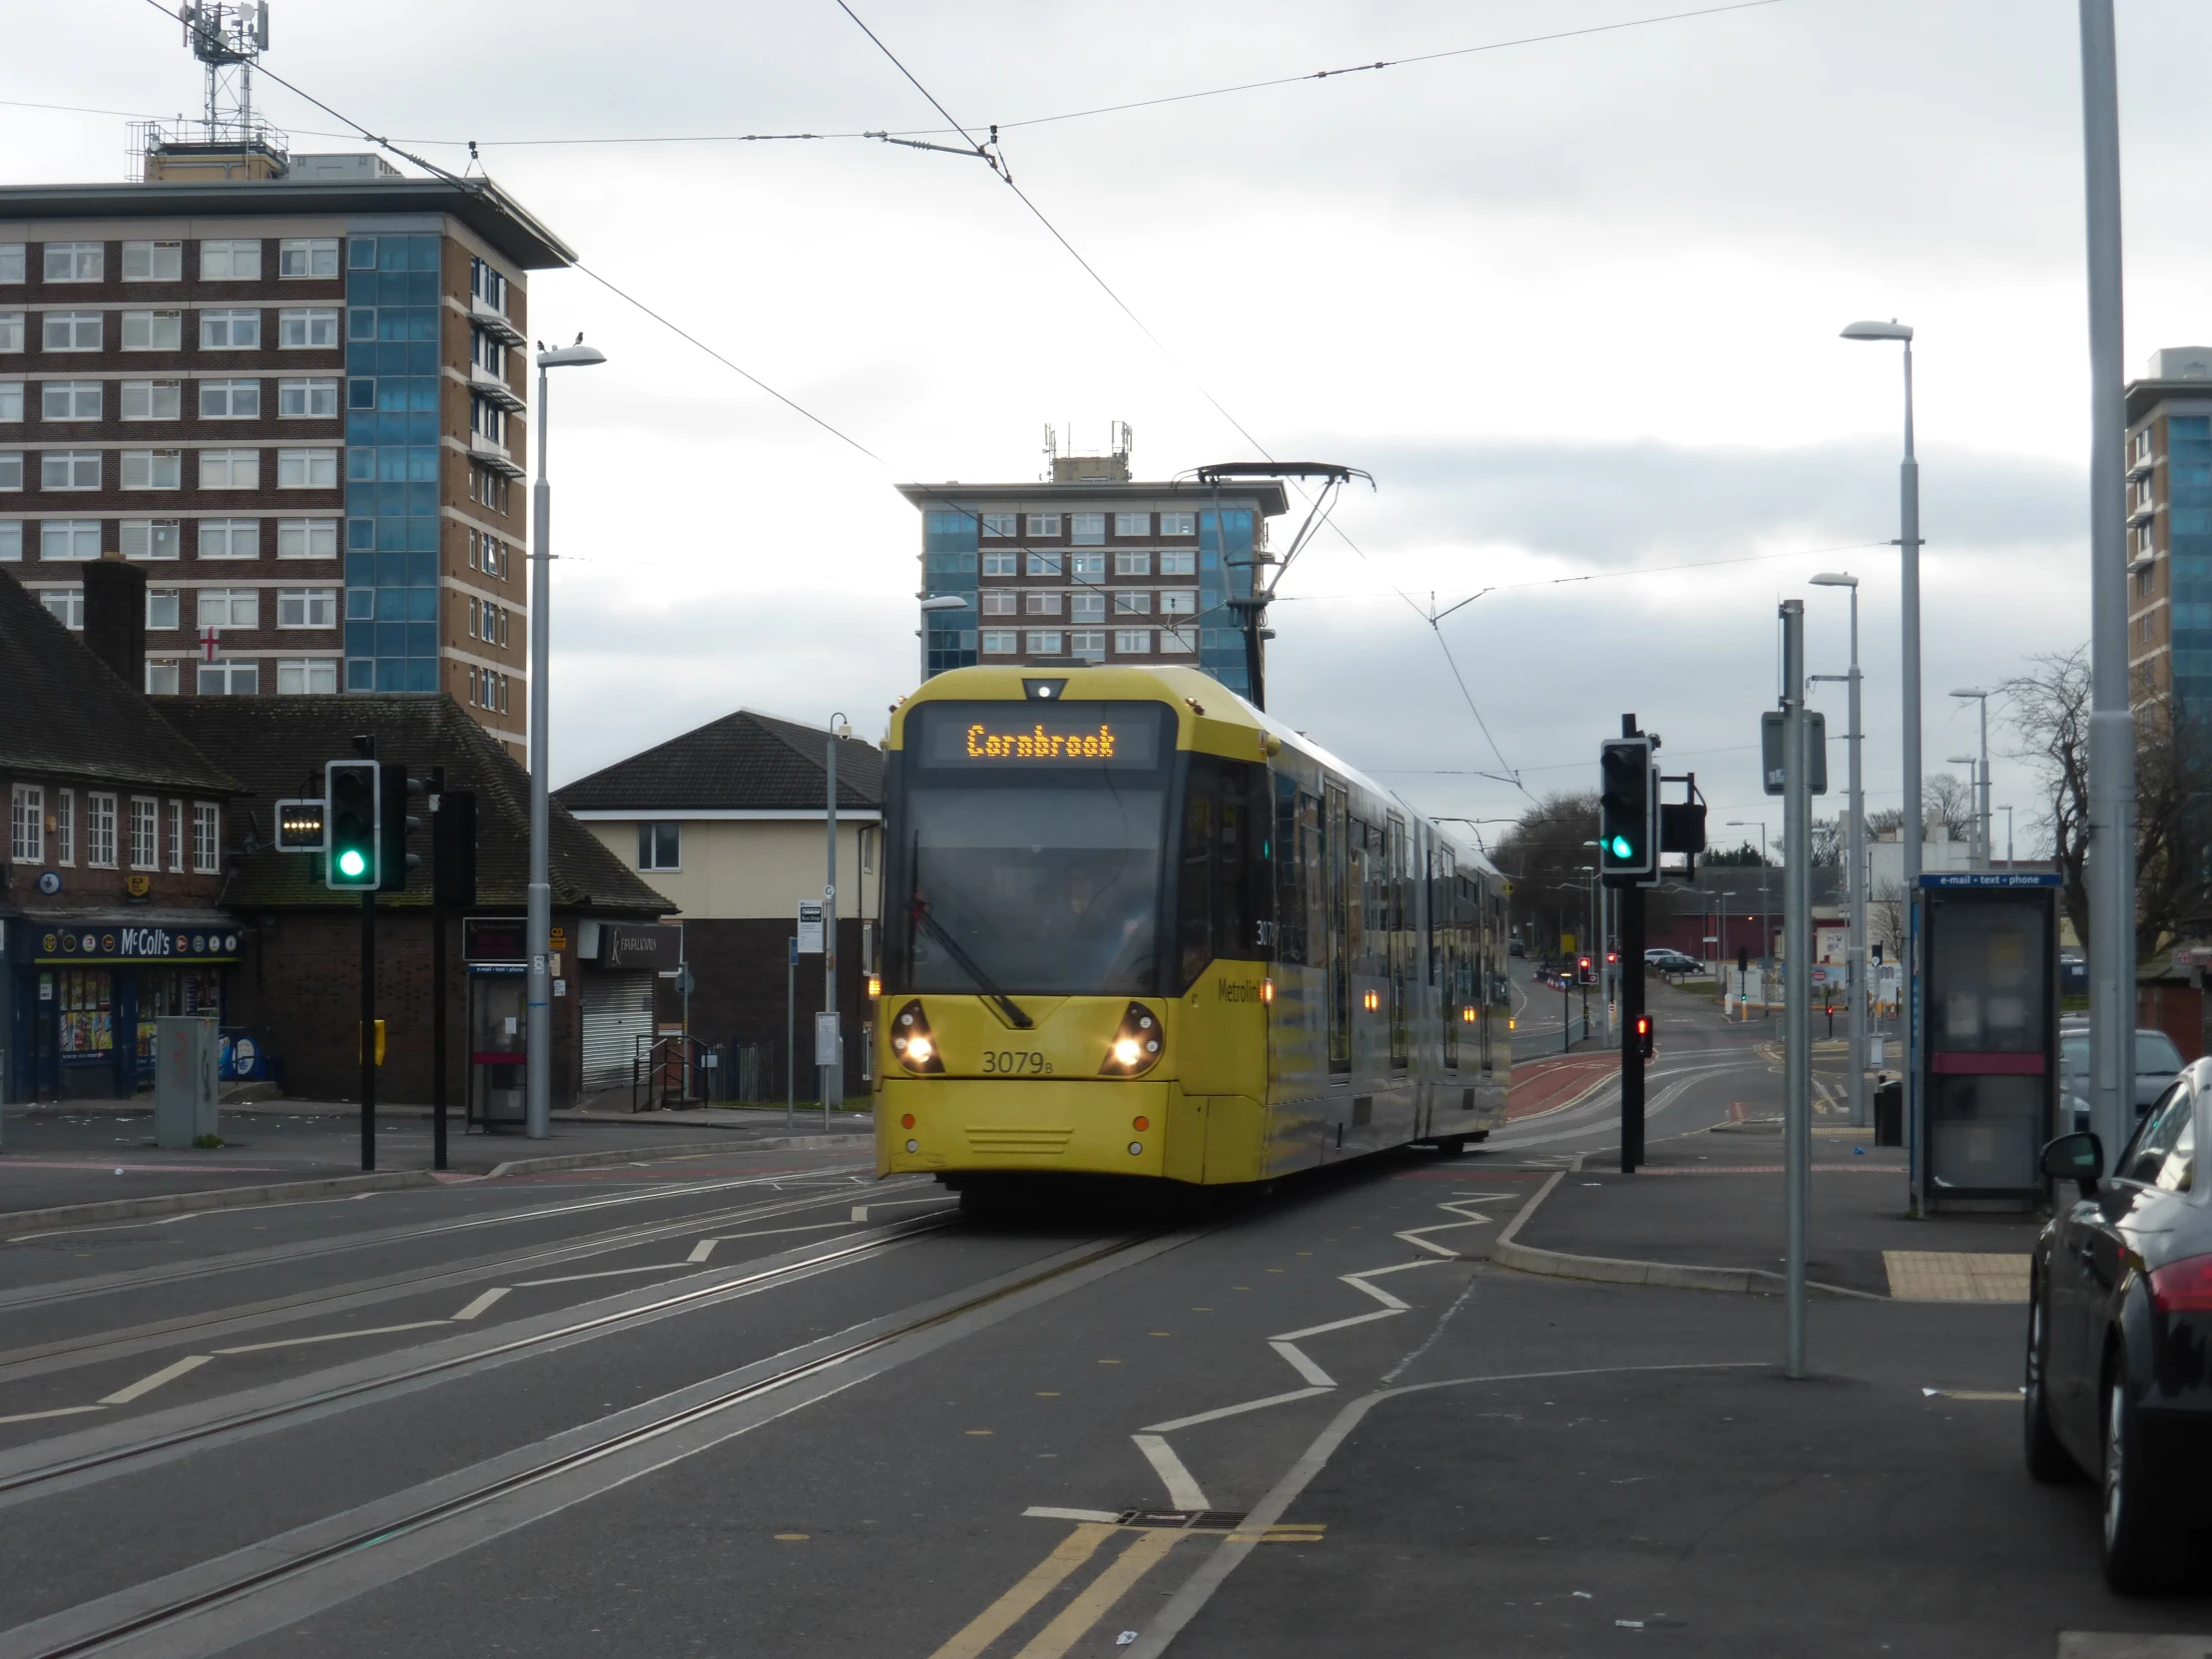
xmin=1783 ymin=599 xmax=1813 ymax=1380
xmin=787 ymin=935 xmax=797 ymax=1132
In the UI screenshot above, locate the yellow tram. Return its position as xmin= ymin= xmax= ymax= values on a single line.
xmin=871 ymin=664 xmax=1511 ymax=1195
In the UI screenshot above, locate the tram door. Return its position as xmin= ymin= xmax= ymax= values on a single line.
xmin=1441 ymin=866 xmax=1460 ymax=1071
xmin=1386 ymin=817 xmax=1409 ymax=1069
xmin=1326 ymin=783 xmax=1351 ymax=1072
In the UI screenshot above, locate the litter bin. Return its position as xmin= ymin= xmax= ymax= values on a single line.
xmin=1874 ymin=1075 xmax=1904 ymax=1148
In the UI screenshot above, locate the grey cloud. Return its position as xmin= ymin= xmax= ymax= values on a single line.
xmin=1309 ymin=436 xmax=2084 ymax=568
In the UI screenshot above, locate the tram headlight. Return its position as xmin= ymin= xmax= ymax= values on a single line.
xmin=1100 ymin=1003 xmax=1164 ymax=1076
xmin=889 ymin=1000 xmax=944 ymax=1075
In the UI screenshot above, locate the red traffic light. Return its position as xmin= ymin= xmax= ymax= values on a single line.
xmin=1635 ymin=1013 xmax=1655 ymax=1060
xmin=1577 ymin=956 xmax=1591 ymax=970
xmin=1605 ymin=951 xmax=1619 ymax=964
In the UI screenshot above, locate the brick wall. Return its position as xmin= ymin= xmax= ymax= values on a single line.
xmin=231 ymin=906 xmax=585 ymax=1105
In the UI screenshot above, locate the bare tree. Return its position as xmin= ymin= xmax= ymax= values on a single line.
xmin=2000 ymin=645 xmax=2212 ymax=961
xmin=2132 ymin=697 xmax=2212 ymax=958
xmin=1924 ymin=772 xmax=1975 ymax=842
xmin=1491 ymin=792 xmax=1600 ymax=953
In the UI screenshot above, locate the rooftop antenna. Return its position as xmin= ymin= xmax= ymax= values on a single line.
xmin=182 ymin=3 xmax=270 ymax=144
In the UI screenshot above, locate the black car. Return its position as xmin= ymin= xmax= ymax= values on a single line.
xmin=2026 ymin=1066 xmax=2212 ymax=1590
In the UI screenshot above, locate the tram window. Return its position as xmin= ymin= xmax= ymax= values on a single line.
xmin=1177 ymin=756 xmax=1271 ymax=987
xmin=1271 ymin=777 xmax=1316 ymax=966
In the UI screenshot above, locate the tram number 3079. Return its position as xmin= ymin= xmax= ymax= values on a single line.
xmin=980 ymin=1050 xmax=1055 ymax=1076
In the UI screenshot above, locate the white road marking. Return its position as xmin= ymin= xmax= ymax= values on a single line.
xmin=215 ymin=1321 xmax=451 ymax=1355
xmin=1142 ymin=1387 xmax=1335 ymax=1433
xmin=98 ymin=1354 xmax=213 ymax=1404
xmin=688 ymin=1238 xmax=719 ymax=1263
xmin=1267 ymin=1340 xmax=1338 ymax=1388
xmin=1130 ymin=1433 xmax=1210 ymax=1510
xmin=449 ymin=1288 xmax=510 ymax=1322
xmin=513 ymin=1264 xmax=693 ymax=1288
xmin=0 ymin=1403 xmax=107 ymax=1426
xmin=1024 ymin=1505 xmax=1123 ymax=1523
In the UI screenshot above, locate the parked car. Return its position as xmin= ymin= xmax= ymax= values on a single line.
xmin=2028 ymin=1072 xmax=2212 ymax=1589
xmin=2061 ymin=1026 xmax=2186 ymax=1132
xmin=1644 ymin=948 xmax=1699 ymax=976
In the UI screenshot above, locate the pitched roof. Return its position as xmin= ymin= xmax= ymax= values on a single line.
xmin=0 ymin=568 xmax=238 ymax=796
xmin=157 ymin=694 xmax=671 ymax=915
xmin=553 ymin=709 xmax=883 ymax=815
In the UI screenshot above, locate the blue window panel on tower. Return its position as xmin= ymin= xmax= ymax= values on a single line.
xmin=345 ymin=622 xmax=375 ymax=657
xmin=924 ymin=511 xmax=978 ymax=555
xmin=346 ymin=659 xmax=374 ymax=691
xmin=408 ymin=622 xmax=437 ymax=656
xmin=376 ymin=622 xmax=409 ymax=657
xmin=2173 ymin=417 xmax=2211 ymax=440
xmin=2172 ymin=603 xmax=2212 ymax=632
xmin=2172 ymin=650 xmax=2212 ymax=678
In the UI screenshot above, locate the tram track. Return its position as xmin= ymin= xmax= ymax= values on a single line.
xmin=0 ymin=1176 xmax=934 ymax=1384
xmin=0 ymin=1163 xmax=876 ymax=1316
xmin=0 ymin=1210 xmax=961 ymax=1508
xmin=1 ymin=1226 xmax=1173 ymax=1659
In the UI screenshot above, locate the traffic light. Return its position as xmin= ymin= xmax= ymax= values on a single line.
xmin=1577 ymin=954 xmax=1594 ymax=985
xmin=433 ymin=789 xmax=477 ymax=909
xmin=325 ymin=760 xmax=379 ymax=889
xmin=1635 ymin=1013 xmax=1655 ymax=1060
xmin=1598 ymin=737 xmax=1656 ymax=882
xmin=378 ymin=762 xmax=424 ymax=893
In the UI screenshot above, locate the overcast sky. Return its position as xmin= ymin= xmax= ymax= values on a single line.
xmin=8 ymin=0 xmax=2205 ymax=863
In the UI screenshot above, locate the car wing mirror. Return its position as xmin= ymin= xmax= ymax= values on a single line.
xmin=2040 ymin=1131 xmax=2103 ymax=1199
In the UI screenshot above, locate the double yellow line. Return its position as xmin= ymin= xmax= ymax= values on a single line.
xmin=928 ymin=1520 xmax=1323 ymax=1659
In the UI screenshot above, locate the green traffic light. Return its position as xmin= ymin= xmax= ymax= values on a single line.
xmin=1608 ymin=834 xmax=1633 ymax=858
xmin=336 ymin=848 xmax=367 ymax=878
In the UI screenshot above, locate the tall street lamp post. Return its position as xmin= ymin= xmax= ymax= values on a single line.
xmin=1951 ymin=687 xmax=1993 ymax=867
xmin=1811 ymin=572 xmax=1867 ymax=1128
xmin=2079 ymin=0 xmax=2137 ymax=1164
xmin=525 ymin=339 xmax=607 ymax=1140
xmin=1842 ymin=316 xmax=1925 ymax=1208
xmin=1948 ymin=757 xmax=1982 ymax=868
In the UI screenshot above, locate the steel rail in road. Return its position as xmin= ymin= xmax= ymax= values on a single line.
xmin=0 ymin=1163 xmax=880 ymax=1318
xmin=7 ymin=1227 xmax=1159 ymax=1659
xmin=0 ymin=1210 xmax=961 ymax=1506
xmin=0 ymin=1177 xmax=933 ymax=1382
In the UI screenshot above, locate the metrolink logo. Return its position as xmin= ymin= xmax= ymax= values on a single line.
xmin=964 ymin=722 xmax=1118 ymax=760
xmin=1217 ymin=977 xmax=1263 ymax=1003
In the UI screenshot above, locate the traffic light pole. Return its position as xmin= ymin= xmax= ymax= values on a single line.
xmin=430 ymin=766 xmax=447 ymax=1174
xmin=359 ymin=888 xmax=376 ymax=1172
xmin=1620 ymin=882 xmax=1645 ymax=1173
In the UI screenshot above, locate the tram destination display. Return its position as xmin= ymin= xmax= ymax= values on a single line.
xmin=912 ymin=701 xmax=1168 ymax=771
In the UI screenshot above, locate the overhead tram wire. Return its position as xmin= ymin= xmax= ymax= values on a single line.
xmin=821 ymin=0 xmax=1532 ymax=796
xmin=259 ymin=0 xmax=1795 ymax=153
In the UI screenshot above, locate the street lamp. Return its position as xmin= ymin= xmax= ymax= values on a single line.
xmin=1950 ymin=687 xmax=1993 ymax=868
xmin=524 ymin=337 xmax=607 ymax=1141
xmin=1811 ymin=571 xmax=1867 ymax=1128
xmin=917 ymin=593 xmax=969 ymax=682
xmin=1947 ymin=756 xmax=1981 ymax=868
xmin=1843 ymin=315 xmax=1925 ymax=1207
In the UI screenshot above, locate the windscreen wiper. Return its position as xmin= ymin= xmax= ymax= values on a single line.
xmin=911 ymin=842 xmax=1032 ymax=1029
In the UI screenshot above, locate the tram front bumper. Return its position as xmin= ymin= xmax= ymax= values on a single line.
xmin=876 ymin=1078 xmax=1172 ymax=1178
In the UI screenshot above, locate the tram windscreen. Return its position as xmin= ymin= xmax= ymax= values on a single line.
xmin=894 ymin=702 xmax=1176 ymax=996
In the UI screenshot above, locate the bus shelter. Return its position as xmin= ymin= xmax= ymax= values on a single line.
xmin=1915 ymin=872 xmax=2060 ymax=1211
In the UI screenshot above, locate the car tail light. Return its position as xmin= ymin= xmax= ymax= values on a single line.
xmin=889 ymin=1000 xmax=943 ymax=1075
xmin=1101 ymin=1003 xmax=1163 ymax=1076
xmin=2148 ymin=1254 xmax=2212 ymax=1312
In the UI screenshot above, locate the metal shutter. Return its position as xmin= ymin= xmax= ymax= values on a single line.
xmin=580 ymin=972 xmax=655 ymax=1091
